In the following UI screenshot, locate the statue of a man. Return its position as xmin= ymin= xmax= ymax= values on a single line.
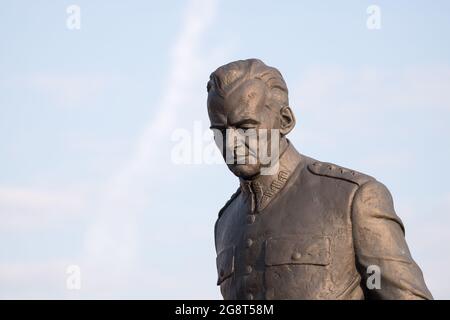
xmin=207 ymin=58 xmax=432 ymax=300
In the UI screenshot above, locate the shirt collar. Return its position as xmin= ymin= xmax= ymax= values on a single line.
xmin=239 ymin=140 xmax=302 ymax=212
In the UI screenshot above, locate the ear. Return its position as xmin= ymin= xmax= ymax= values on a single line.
xmin=279 ymin=106 xmax=296 ymax=136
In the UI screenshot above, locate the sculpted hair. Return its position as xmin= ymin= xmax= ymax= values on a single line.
xmin=207 ymin=59 xmax=289 ymax=110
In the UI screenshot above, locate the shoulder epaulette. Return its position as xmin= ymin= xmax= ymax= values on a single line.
xmin=218 ymin=187 xmax=241 ymax=219
xmin=307 ymin=161 xmax=374 ymax=186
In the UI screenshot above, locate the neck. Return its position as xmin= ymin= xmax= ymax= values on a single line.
xmin=239 ymin=138 xmax=302 ymax=212
xmin=278 ymin=137 xmax=289 ymax=157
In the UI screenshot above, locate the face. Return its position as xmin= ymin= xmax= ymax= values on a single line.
xmin=208 ymin=79 xmax=281 ymax=179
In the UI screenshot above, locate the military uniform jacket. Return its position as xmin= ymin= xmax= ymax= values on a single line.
xmin=214 ymin=142 xmax=432 ymax=300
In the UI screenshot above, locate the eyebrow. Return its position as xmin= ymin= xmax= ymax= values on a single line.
xmin=209 ymin=124 xmax=226 ymax=130
xmin=209 ymin=118 xmax=260 ymax=130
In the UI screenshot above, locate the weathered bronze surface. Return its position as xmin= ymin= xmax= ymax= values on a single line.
xmin=207 ymin=59 xmax=432 ymax=300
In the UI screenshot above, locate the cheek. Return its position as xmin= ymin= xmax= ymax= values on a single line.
xmin=255 ymin=127 xmax=281 ymax=157
xmin=213 ymin=131 xmax=228 ymax=156
xmin=257 ymin=108 xmax=280 ymax=130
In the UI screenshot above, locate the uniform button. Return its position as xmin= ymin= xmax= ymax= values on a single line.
xmin=246 ymin=238 xmax=253 ymax=248
xmin=246 ymin=293 xmax=254 ymax=300
xmin=292 ymin=252 xmax=302 ymax=260
xmin=246 ymin=265 xmax=253 ymax=273
xmin=247 ymin=215 xmax=256 ymax=224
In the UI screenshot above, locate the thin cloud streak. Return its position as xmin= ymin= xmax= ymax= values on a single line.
xmin=81 ymin=0 xmax=218 ymax=296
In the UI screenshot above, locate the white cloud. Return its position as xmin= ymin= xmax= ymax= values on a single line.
xmin=0 ymin=260 xmax=69 ymax=299
xmin=291 ymin=64 xmax=450 ymax=165
xmin=0 ymin=186 xmax=87 ymax=231
xmin=0 ymin=0 xmax=224 ymax=298
xmin=292 ymin=65 xmax=450 ymax=114
xmin=16 ymin=73 xmax=121 ymax=106
xmin=80 ymin=0 xmax=220 ymax=296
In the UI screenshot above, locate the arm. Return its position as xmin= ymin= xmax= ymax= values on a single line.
xmin=351 ymin=180 xmax=432 ymax=300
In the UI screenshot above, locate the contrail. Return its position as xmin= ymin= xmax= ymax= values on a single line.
xmin=81 ymin=0 xmax=218 ymax=296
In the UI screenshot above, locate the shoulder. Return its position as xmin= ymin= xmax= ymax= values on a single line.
xmin=306 ymin=159 xmax=375 ymax=186
xmin=306 ymin=159 xmax=404 ymax=231
xmin=217 ymin=187 xmax=241 ymax=219
xmin=351 ymin=179 xmax=403 ymax=230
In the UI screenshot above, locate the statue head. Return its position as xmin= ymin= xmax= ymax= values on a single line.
xmin=207 ymin=58 xmax=296 ymax=179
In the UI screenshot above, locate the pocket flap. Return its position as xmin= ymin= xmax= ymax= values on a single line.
xmin=265 ymin=235 xmax=331 ymax=266
xmin=216 ymin=246 xmax=235 ymax=285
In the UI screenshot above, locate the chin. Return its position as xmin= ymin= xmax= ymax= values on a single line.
xmin=228 ymin=163 xmax=260 ymax=179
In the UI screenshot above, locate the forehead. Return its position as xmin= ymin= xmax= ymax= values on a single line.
xmin=208 ymin=79 xmax=267 ymax=126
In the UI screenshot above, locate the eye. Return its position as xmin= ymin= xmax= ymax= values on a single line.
xmin=239 ymin=124 xmax=256 ymax=130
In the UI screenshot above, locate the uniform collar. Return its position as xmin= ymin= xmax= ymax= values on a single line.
xmin=239 ymin=140 xmax=302 ymax=212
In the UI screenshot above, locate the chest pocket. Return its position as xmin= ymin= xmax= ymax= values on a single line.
xmin=265 ymin=235 xmax=331 ymax=266
xmin=216 ymin=246 xmax=235 ymax=285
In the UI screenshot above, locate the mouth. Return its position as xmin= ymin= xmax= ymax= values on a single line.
xmin=228 ymin=155 xmax=258 ymax=166
xmin=226 ymin=146 xmax=258 ymax=163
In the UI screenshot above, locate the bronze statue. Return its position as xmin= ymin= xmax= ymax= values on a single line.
xmin=207 ymin=59 xmax=432 ymax=300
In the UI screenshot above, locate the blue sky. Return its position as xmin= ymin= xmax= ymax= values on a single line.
xmin=1 ymin=0 xmax=450 ymax=299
